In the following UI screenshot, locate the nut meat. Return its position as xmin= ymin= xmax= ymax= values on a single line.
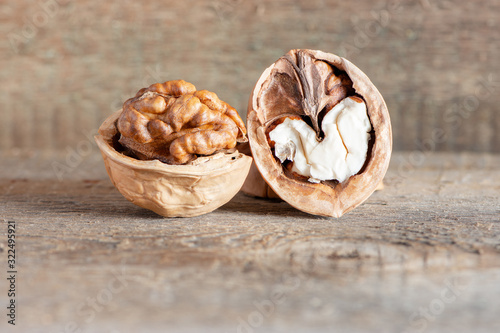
xmin=117 ymin=80 xmax=247 ymax=164
xmin=95 ymin=80 xmax=252 ymax=217
xmin=245 ymin=49 xmax=392 ymax=217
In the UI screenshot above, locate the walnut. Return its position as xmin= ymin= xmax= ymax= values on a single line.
xmin=244 ymin=49 xmax=392 ymax=217
xmin=95 ymin=80 xmax=252 ymax=217
xmin=117 ymin=80 xmax=247 ymax=164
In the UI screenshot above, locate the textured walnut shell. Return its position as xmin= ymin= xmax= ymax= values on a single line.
xmin=95 ymin=110 xmax=252 ymax=217
xmin=246 ymin=49 xmax=392 ymax=217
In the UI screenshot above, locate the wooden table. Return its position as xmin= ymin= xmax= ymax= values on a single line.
xmin=1 ymin=152 xmax=499 ymax=332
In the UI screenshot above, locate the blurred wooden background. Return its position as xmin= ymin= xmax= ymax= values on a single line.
xmin=1 ymin=0 xmax=499 ymax=154
xmin=1 ymin=2 xmax=499 ymax=332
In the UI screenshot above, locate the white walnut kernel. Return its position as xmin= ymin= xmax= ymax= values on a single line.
xmin=269 ymin=96 xmax=372 ymax=183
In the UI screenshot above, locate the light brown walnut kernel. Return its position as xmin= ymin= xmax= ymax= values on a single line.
xmin=117 ymin=80 xmax=247 ymax=165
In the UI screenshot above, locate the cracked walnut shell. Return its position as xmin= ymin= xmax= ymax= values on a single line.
xmin=95 ymin=80 xmax=252 ymax=217
xmin=244 ymin=49 xmax=392 ymax=217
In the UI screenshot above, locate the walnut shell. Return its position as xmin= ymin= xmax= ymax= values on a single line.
xmin=246 ymin=49 xmax=392 ymax=217
xmin=95 ymin=109 xmax=252 ymax=217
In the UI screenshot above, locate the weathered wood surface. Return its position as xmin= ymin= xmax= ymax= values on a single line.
xmin=0 ymin=151 xmax=499 ymax=332
xmin=1 ymin=0 xmax=500 ymax=154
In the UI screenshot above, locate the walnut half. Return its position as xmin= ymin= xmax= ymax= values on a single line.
xmin=95 ymin=80 xmax=252 ymax=217
xmin=244 ymin=49 xmax=392 ymax=217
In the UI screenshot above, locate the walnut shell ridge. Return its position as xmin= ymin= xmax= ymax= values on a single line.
xmin=95 ymin=109 xmax=252 ymax=218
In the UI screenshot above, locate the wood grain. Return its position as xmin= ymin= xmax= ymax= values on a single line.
xmin=1 ymin=0 xmax=499 ymax=154
xmin=0 ymin=151 xmax=499 ymax=331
